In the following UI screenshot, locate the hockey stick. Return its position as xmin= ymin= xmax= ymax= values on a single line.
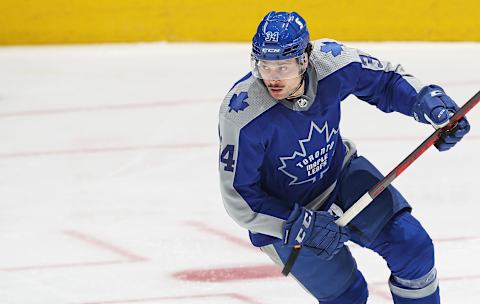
xmin=282 ymin=90 xmax=480 ymax=276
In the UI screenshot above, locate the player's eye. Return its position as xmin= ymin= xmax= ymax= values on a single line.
xmin=260 ymin=65 xmax=270 ymax=71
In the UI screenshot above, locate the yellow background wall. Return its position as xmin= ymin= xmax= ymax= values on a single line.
xmin=1 ymin=0 xmax=479 ymax=45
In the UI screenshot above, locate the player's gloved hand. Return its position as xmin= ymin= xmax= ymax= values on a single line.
xmin=412 ymin=85 xmax=470 ymax=151
xmin=282 ymin=204 xmax=350 ymax=260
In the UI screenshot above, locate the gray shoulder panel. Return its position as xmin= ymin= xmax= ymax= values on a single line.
xmin=309 ymin=38 xmax=362 ymax=82
xmin=219 ymin=74 xmax=278 ymax=129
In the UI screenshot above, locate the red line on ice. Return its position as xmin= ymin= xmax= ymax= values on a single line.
xmin=438 ymin=274 xmax=480 ymax=282
xmin=173 ymin=265 xmax=282 ymax=282
xmin=0 ymin=99 xmax=218 ymax=119
xmin=184 ymin=220 xmax=255 ymax=251
xmin=0 ymin=260 xmax=128 ymax=272
xmin=435 ymin=236 xmax=480 ymax=242
xmin=0 ymin=142 xmax=214 ymax=159
xmin=0 ymin=231 xmax=148 ymax=272
xmin=64 ymin=230 xmax=147 ymax=261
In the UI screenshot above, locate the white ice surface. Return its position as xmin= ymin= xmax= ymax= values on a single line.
xmin=0 ymin=42 xmax=479 ymax=304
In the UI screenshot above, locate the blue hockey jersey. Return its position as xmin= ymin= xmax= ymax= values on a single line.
xmin=218 ymin=39 xmax=424 ymax=247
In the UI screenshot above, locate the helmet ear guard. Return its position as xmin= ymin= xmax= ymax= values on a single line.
xmin=298 ymin=53 xmax=308 ymax=73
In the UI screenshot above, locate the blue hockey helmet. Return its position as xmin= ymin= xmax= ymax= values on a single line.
xmin=251 ymin=11 xmax=310 ymax=80
xmin=252 ymin=11 xmax=310 ymax=61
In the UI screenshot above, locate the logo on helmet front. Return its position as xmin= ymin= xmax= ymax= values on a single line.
xmin=265 ymin=31 xmax=279 ymax=42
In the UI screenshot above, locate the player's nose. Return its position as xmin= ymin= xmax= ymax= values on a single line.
xmin=268 ymin=79 xmax=282 ymax=86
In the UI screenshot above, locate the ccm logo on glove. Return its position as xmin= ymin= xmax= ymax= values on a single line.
xmin=283 ymin=204 xmax=350 ymax=260
xmin=295 ymin=210 xmax=313 ymax=243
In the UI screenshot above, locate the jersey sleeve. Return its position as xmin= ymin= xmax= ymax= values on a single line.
xmin=311 ymin=39 xmax=426 ymax=116
xmin=349 ymin=46 xmax=425 ymax=116
xmin=218 ymin=116 xmax=290 ymax=239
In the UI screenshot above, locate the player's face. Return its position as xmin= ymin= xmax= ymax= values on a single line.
xmin=253 ymin=56 xmax=308 ymax=100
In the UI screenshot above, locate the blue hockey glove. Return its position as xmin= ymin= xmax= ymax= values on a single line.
xmin=282 ymin=204 xmax=350 ymax=260
xmin=413 ymin=85 xmax=470 ymax=151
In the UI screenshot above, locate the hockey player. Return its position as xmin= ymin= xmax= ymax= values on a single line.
xmin=218 ymin=11 xmax=471 ymax=303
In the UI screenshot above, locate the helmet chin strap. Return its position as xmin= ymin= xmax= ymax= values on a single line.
xmin=286 ymin=74 xmax=305 ymax=100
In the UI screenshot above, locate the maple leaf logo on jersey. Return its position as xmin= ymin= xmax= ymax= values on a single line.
xmin=278 ymin=121 xmax=339 ymax=186
xmin=320 ymin=41 xmax=344 ymax=57
xmin=228 ymin=92 xmax=249 ymax=112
